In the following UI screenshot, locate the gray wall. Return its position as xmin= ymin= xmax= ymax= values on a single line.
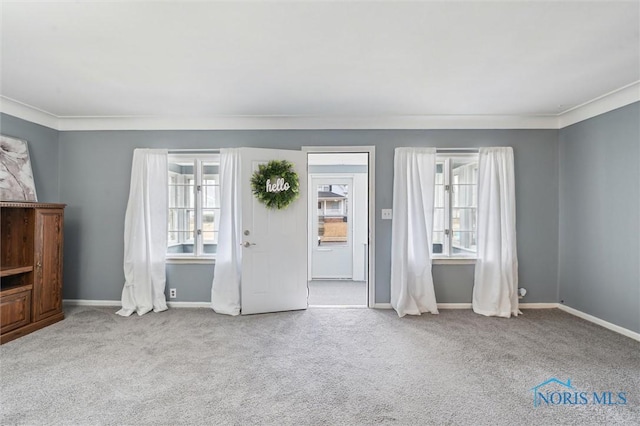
xmin=56 ymin=128 xmax=559 ymax=304
xmin=0 ymin=114 xmax=60 ymax=202
xmin=559 ymin=102 xmax=640 ymax=333
xmin=7 ymin=108 xmax=638 ymax=333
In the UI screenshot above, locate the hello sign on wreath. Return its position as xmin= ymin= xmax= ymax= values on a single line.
xmin=250 ymin=160 xmax=300 ymax=209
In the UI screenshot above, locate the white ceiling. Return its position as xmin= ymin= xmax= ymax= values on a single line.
xmin=1 ymin=0 xmax=639 ymax=130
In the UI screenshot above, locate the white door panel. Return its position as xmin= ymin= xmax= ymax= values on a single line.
xmin=240 ymin=148 xmax=308 ymax=315
xmin=310 ymin=176 xmax=353 ymax=279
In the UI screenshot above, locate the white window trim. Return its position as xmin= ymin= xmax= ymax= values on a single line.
xmin=433 ymin=153 xmax=478 ymax=261
xmin=432 ymin=257 xmax=476 ymax=265
xmin=167 ymin=153 xmax=220 ymax=262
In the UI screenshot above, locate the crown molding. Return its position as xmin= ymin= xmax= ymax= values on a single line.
xmin=558 ymin=81 xmax=640 ymax=128
xmin=0 ymin=96 xmax=59 ymax=130
xmin=54 ymin=114 xmax=557 ymax=131
xmin=2 ymin=83 xmax=638 ymax=131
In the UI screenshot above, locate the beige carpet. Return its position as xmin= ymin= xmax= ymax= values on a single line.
xmin=308 ymin=280 xmax=367 ymax=305
xmin=1 ymin=306 xmax=638 ymax=425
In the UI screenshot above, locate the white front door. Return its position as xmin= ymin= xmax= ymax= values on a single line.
xmin=310 ymin=176 xmax=353 ymax=279
xmin=240 ymin=148 xmax=308 ymax=315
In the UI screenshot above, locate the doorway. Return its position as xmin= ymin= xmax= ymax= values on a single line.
xmin=306 ymin=150 xmax=372 ymax=307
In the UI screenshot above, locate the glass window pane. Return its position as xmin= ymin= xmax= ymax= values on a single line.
xmin=452 ymin=184 xmax=477 ymax=208
xmin=202 ymin=209 xmax=216 ymax=233
xmin=452 ymin=231 xmax=476 ymax=254
xmin=434 ymin=184 xmax=445 ymax=208
xmin=434 ymin=208 xmax=445 ymax=231
xmin=202 ymin=231 xmax=217 ymax=245
xmin=452 ymin=208 xmax=476 ymax=232
xmin=202 ymin=184 xmax=220 ymax=208
xmin=317 ymin=183 xmax=348 ymax=247
xmin=203 ymin=243 xmax=217 ymax=254
xmin=202 ymin=162 xmax=220 ymax=209
xmin=432 ymin=230 xmax=444 ymax=254
xmin=168 ymin=159 xmax=195 ymax=209
xmin=435 ymin=162 xmax=444 ymax=184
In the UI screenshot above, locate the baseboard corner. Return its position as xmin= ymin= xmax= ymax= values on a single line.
xmin=557 ymin=304 xmax=640 ymax=342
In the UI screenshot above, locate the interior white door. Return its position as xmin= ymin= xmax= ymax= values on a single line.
xmin=310 ymin=176 xmax=353 ymax=279
xmin=240 ymin=148 xmax=308 ymax=315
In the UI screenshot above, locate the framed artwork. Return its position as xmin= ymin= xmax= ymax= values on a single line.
xmin=0 ymin=134 xmax=38 ymax=201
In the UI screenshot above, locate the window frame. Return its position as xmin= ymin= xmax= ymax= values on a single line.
xmin=166 ymin=153 xmax=220 ymax=262
xmin=432 ymin=153 xmax=478 ymax=261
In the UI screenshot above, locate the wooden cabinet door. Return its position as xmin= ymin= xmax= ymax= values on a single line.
xmin=33 ymin=209 xmax=64 ymax=321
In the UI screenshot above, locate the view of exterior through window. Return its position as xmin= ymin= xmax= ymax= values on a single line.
xmin=167 ymin=154 xmax=220 ymax=259
xmin=317 ymin=184 xmax=349 ymax=246
xmin=434 ymin=154 xmax=478 ymax=257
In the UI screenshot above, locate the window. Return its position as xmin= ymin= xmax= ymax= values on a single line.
xmin=433 ymin=153 xmax=478 ymax=258
xmin=167 ymin=154 xmax=220 ymax=260
xmin=316 ymin=184 xmax=349 ymax=247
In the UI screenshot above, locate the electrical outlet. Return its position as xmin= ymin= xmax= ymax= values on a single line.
xmin=381 ymin=209 xmax=393 ymax=220
xmin=169 ymin=288 xmax=177 ymax=299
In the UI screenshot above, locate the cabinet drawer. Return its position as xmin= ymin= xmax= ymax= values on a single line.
xmin=1 ymin=289 xmax=32 ymax=334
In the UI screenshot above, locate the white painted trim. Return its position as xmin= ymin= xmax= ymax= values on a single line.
xmin=304 ymin=146 xmax=376 ymax=309
xmin=377 ymin=302 xmax=558 ymax=310
xmin=432 ymin=258 xmax=476 ymax=265
xmin=3 ymin=82 xmax=637 ymax=131
xmin=437 ymin=303 xmax=472 ymax=309
xmin=1 ymin=96 xmax=59 ymax=130
xmin=308 ymin=305 xmax=367 ymax=309
xmin=519 ymin=303 xmax=558 ymax=309
xmin=373 ymin=303 xmax=392 ymax=309
xmin=63 ymin=299 xmax=120 ymax=307
xmin=558 ymin=81 xmax=640 ymax=128
xmin=166 ymin=257 xmax=215 ymax=265
xmin=167 ymin=301 xmax=211 ymax=309
xmin=56 ymin=114 xmax=558 ymax=131
xmin=557 ymin=304 xmax=640 ymax=342
xmin=63 ymin=299 xmax=212 ymax=309
xmin=60 ymin=299 xmax=640 ymax=341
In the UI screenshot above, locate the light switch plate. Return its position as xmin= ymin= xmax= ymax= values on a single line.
xmin=381 ymin=209 xmax=393 ymax=220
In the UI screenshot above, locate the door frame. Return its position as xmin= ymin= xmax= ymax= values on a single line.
xmin=302 ymin=146 xmax=376 ymax=308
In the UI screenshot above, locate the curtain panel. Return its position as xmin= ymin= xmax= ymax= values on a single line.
xmin=210 ymin=148 xmax=242 ymax=316
xmin=117 ymin=149 xmax=168 ymax=317
xmin=390 ymin=147 xmax=439 ymax=317
xmin=473 ymin=147 xmax=519 ymax=317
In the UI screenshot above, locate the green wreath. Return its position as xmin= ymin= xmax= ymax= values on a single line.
xmin=250 ymin=160 xmax=300 ymax=209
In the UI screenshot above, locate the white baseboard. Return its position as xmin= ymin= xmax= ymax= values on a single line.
xmin=557 ymin=304 xmax=640 ymax=342
xmin=167 ymin=301 xmax=211 ymax=308
xmin=519 ymin=303 xmax=558 ymax=309
xmin=309 ymin=305 xmax=367 ymax=309
xmin=63 ymin=299 xmax=120 ymax=307
xmin=62 ymin=299 xmax=639 ymax=342
xmin=373 ymin=303 xmax=392 ymax=309
xmin=437 ymin=303 xmax=472 ymax=309
xmin=63 ymin=299 xmax=212 ymax=309
xmin=374 ymin=302 xmax=558 ymax=310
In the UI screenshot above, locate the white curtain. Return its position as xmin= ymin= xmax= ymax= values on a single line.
xmin=117 ymin=149 xmax=168 ymax=317
xmin=473 ymin=147 xmax=519 ymax=318
xmin=390 ymin=147 xmax=439 ymax=317
xmin=211 ymin=148 xmax=242 ymax=316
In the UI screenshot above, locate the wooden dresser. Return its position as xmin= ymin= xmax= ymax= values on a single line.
xmin=1 ymin=202 xmax=65 ymax=344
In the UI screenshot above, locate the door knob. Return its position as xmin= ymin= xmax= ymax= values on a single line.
xmin=241 ymin=241 xmax=256 ymax=248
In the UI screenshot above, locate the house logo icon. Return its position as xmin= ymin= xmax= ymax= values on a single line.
xmin=530 ymin=378 xmax=575 ymax=407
